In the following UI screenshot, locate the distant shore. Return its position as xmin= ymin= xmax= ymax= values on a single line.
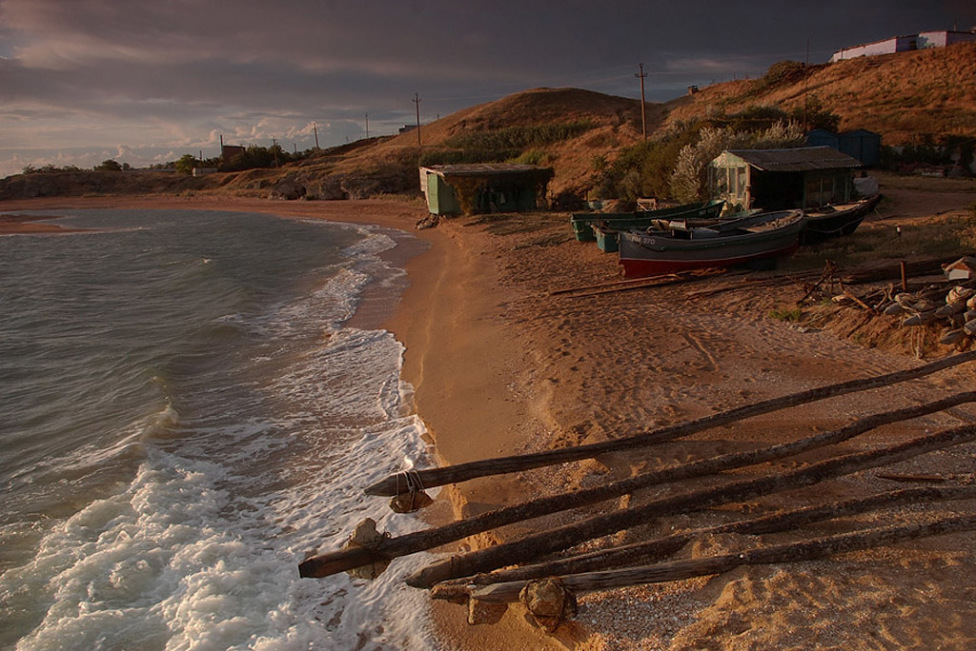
xmin=4 ymin=190 xmax=976 ymax=649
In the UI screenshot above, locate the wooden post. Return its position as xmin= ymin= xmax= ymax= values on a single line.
xmin=431 ymin=484 xmax=976 ymax=598
xmin=901 ymin=260 xmax=908 ymax=291
xmin=406 ymin=424 xmax=976 ymax=588
xmin=364 ymin=352 xmax=976 ymax=497
xmin=301 ymin=394 xmax=976 ymax=580
xmin=470 ymin=514 xmax=976 ymax=604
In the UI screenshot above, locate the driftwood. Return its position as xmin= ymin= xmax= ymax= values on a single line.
xmin=406 ymin=424 xmax=976 ymax=588
xmin=298 ymin=393 xmax=976 ymax=580
xmin=469 ymin=514 xmax=976 ymax=604
xmin=549 ymin=268 xmax=730 ymax=299
xmin=878 ymin=472 xmax=976 ymax=484
xmin=364 ymin=352 xmax=976 ymax=497
xmin=840 ymin=255 xmax=962 ymax=285
xmin=430 ymin=484 xmax=976 ymax=600
xmin=548 ymin=271 xmax=694 ymax=296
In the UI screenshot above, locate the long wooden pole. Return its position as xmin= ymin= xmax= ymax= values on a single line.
xmin=635 ymin=63 xmax=648 ymax=140
xmin=406 ymin=424 xmax=976 ymax=587
xmin=298 ymin=395 xmax=976 ymax=580
xmin=470 ymin=514 xmax=976 ymax=603
xmin=431 ymin=484 xmax=976 ymax=601
xmin=364 ymin=352 xmax=976 ymax=496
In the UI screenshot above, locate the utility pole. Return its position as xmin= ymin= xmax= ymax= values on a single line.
xmin=413 ymin=93 xmax=422 ymax=147
xmin=635 ymin=63 xmax=648 ymax=140
xmin=365 ymin=113 xmax=370 ymax=139
xmin=272 ymin=138 xmax=279 ymax=167
xmin=803 ymin=38 xmax=811 ymax=131
xmin=313 ymin=123 xmax=320 ymax=150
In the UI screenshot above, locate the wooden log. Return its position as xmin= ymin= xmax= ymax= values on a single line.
xmin=430 ymin=484 xmax=976 ymax=598
xmin=841 ymin=255 xmax=961 ymax=285
xmin=470 ymin=514 xmax=976 ymax=603
xmin=364 ymin=351 xmax=976 ymax=497
xmin=843 ymin=287 xmax=877 ymax=314
xmin=301 ymin=393 xmax=976 ymax=580
xmin=547 ymin=273 xmax=684 ymax=297
xmin=548 ymin=268 xmax=731 ymax=298
xmin=406 ymin=424 xmax=976 ymax=588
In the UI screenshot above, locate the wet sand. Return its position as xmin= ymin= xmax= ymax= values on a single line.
xmin=4 ymin=193 xmax=976 ymax=650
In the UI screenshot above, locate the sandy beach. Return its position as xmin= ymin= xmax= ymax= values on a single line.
xmin=4 ymin=190 xmax=976 ymax=650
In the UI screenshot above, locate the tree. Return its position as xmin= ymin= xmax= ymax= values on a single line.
xmin=174 ymin=154 xmax=198 ymax=175
xmin=94 ymin=159 xmax=123 ymax=172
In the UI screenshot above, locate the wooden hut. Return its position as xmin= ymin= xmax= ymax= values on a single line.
xmin=708 ymin=147 xmax=862 ymax=212
xmin=419 ymin=164 xmax=554 ymax=216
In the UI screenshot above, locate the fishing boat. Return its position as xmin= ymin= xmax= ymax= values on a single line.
xmin=617 ymin=209 xmax=806 ymax=277
xmin=571 ymin=199 xmax=726 ymax=242
xmin=592 ymin=208 xmax=761 ymax=253
xmin=801 ymin=194 xmax=882 ymax=243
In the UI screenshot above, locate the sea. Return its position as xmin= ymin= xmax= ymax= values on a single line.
xmin=0 ymin=208 xmax=442 ymax=651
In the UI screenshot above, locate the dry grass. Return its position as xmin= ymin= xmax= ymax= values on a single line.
xmin=665 ymin=43 xmax=976 ymax=145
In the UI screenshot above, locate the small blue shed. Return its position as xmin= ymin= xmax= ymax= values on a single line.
xmin=806 ymin=129 xmax=881 ymax=167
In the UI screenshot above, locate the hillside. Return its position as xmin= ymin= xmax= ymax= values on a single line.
xmin=664 ymin=41 xmax=976 ymax=146
xmin=2 ymin=42 xmax=974 ymax=203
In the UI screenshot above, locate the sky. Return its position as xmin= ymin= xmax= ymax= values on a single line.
xmin=1 ymin=0 xmax=974 ymax=178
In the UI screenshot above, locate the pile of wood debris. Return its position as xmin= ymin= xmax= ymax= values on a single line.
xmin=801 ymin=255 xmax=976 ymax=352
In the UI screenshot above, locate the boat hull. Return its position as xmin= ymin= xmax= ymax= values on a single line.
xmin=802 ymin=194 xmax=882 ymax=243
xmin=618 ymin=210 xmax=806 ymax=278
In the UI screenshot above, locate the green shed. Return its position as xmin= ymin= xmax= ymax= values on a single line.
xmin=708 ymin=147 xmax=862 ymax=212
xmin=419 ymin=164 xmax=554 ymax=216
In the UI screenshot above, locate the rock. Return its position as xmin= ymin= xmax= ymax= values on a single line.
xmin=305 ymin=175 xmax=348 ymax=200
xmin=902 ymin=311 xmax=936 ymax=327
xmin=519 ymin=578 xmax=577 ymax=633
xmin=941 ymin=329 xmax=968 ymax=345
xmin=468 ymin=598 xmax=508 ymax=625
xmin=389 ymin=490 xmax=434 ymax=513
xmin=344 ymin=518 xmax=391 ymax=580
xmin=270 ymin=175 xmax=306 ymax=200
xmin=935 ymin=302 xmax=966 ymax=318
xmin=883 ymin=302 xmax=906 ymax=315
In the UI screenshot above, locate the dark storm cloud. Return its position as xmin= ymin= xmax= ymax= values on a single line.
xmin=1 ymin=0 xmax=974 ymax=175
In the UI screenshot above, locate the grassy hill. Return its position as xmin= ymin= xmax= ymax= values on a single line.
xmin=3 ymin=42 xmax=974 ymax=203
xmin=664 ymin=41 xmax=976 ymax=146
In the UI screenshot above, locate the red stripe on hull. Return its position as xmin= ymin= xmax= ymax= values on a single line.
xmin=619 ymin=242 xmax=798 ymax=278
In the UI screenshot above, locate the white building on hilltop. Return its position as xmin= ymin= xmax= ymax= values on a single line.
xmin=830 ymin=29 xmax=976 ymax=62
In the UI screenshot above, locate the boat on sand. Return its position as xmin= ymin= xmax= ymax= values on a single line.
xmin=571 ymin=199 xmax=726 ymax=243
xmin=802 ymin=194 xmax=882 ymax=243
xmin=617 ymin=209 xmax=806 ymax=278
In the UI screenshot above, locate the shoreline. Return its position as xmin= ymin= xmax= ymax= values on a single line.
xmin=4 ymin=193 xmax=976 ymax=649
xmin=0 ymin=195 xmax=548 ymax=645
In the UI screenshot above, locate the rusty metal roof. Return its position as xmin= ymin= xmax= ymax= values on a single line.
xmin=724 ymin=147 xmax=862 ymax=172
xmin=421 ymin=164 xmax=553 ymax=178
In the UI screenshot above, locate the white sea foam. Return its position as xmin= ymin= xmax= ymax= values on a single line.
xmin=6 ymin=399 xmax=437 ymax=651
xmin=0 ymin=214 xmax=442 ymax=650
